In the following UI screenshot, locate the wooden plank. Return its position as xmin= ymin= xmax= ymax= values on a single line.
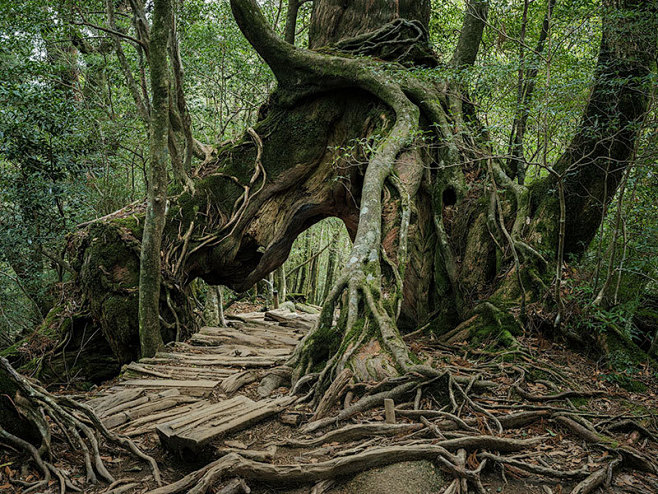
xmin=170 ymin=342 xmax=286 ymax=357
xmin=198 ymin=328 xmax=301 ymax=347
xmin=124 ymin=362 xmax=173 ymax=379
xmin=89 ymin=388 xmax=144 ymax=415
xmin=147 ymin=352 xmax=283 ymax=368
xmin=102 ymin=395 xmax=149 ymax=418
xmin=102 ymin=395 xmax=198 ymax=430
xmin=120 ymin=401 xmax=208 ymax=436
xmin=126 ymin=395 xmax=197 ymax=420
xmin=189 ymin=332 xmax=270 ymax=348
xmin=156 ymin=396 xmax=294 ymax=454
xmin=121 ymin=379 xmax=220 ymax=389
xmin=203 ymin=324 xmax=305 ymax=340
xmin=264 ymin=311 xmax=314 ymax=329
xmin=161 ymin=395 xmax=253 ymax=433
xmin=128 ymin=362 xmax=236 ymax=379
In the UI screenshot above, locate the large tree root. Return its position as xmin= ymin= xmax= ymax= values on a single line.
xmin=150 ymin=342 xmax=658 ymax=494
xmin=147 ymin=439 xmax=539 ymax=494
xmin=0 ymin=357 xmax=161 ymax=491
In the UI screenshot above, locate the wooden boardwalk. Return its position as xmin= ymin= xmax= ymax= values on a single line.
xmin=87 ymin=310 xmax=316 ymax=454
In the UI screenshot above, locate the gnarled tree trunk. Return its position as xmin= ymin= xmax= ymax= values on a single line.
xmin=41 ymin=0 xmax=656 ymax=397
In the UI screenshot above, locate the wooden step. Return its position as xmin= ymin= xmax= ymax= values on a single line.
xmin=156 ymin=395 xmax=294 ymax=454
xmin=192 ymin=327 xmax=301 ymax=347
xmin=125 ymin=362 xmax=236 ymax=380
xmin=171 ymin=342 xmax=292 ymax=357
xmin=119 ymin=400 xmax=208 ymax=436
xmin=142 ymin=352 xmax=284 ymax=368
xmin=121 ymin=379 xmax=220 ymax=396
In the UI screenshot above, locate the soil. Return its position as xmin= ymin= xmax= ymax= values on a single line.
xmin=1 ymin=325 xmax=657 ymax=493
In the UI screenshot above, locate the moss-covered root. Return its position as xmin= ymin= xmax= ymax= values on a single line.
xmin=440 ymin=302 xmax=523 ymax=348
xmin=288 ymin=270 xmax=417 ymax=407
xmin=0 ymin=356 xmax=162 ymax=491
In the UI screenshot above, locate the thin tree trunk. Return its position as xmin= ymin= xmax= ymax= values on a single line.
xmin=308 ymin=227 xmax=323 ymax=304
xmin=321 ymin=230 xmax=341 ymax=304
xmin=217 ymin=286 xmax=227 ymax=327
xmin=204 ymin=285 xmax=220 ymax=326
xmin=277 ymin=266 xmax=287 ymax=303
xmin=593 ymin=168 xmax=631 ymax=306
xmin=268 ymin=272 xmax=275 ymax=307
xmin=284 ymin=0 xmax=300 ymax=45
xmin=138 ymin=0 xmax=170 ymax=357
xmin=296 ymin=232 xmax=311 ymax=296
xmin=507 ymin=0 xmax=554 ymax=184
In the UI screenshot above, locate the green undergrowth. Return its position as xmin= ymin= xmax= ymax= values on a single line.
xmin=470 ymin=303 xmax=523 ymax=349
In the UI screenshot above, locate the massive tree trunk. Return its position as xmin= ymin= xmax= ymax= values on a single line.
xmin=42 ymin=0 xmax=655 ymax=394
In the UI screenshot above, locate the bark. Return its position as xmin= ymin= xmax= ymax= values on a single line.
xmin=139 ymin=0 xmax=170 ymax=357
xmin=321 ymin=230 xmax=341 ymax=304
xmin=276 ymin=266 xmax=287 ymax=304
xmin=507 ymin=0 xmax=555 ymax=183
xmin=531 ymin=0 xmax=656 ymax=256
xmin=451 ymin=0 xmax=489 ymax=68
xmin=44 ymin=0 xmax=656 ymax=384
xmin=297 ymin=233 xmax=311 ymax=295
xmin=309 ymin=0 xmax=431 ymax=48
xmin=204 ymin=285 xmax=220 ymax=326
xmin=284 ymin=0 xmax=300 ymax=45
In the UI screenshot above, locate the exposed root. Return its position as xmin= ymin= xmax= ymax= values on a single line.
xmin=148 ymin=333 xmax=658 ymax=494
xmin=0 ymin=357 xmax=161 ymax=491
xmin=148 ymin=441 xmax=538 ymax=494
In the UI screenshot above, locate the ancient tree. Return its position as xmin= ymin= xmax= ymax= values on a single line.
xmin=0 ymin=0 xmax=655 ymax=489
xmin=33 ymin=0 xmax=657 ymax=395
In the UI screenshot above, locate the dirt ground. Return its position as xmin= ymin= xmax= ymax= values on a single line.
xmin=1 ymin=326 xmax=657 ymax=493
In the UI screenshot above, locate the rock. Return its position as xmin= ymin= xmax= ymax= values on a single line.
xmin=330 ymin=460 xmax=446 ymax=494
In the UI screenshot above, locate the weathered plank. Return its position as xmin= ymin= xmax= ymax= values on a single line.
xmin=127 ymin=363 xmax=236 ymax=380
xmin=157 ymin=396 xmax=294 ymax=454
xmin=264 ymin=310 xmax=314 ymax=329
xmin=103 ymin=395 xmax=198 ymax=430
xmin=219 ymin=370 xmax=258 ymax=395
xmin=121 ymin=379 xmax=220 ymax=396
xmin=171 ymin=342 xmax=291 ymax=357
xmin=145 ymin=352 xmax=283 ymax=368
xmin=89 ymin=388 xmax=145 ymax=416
xmin=120 ymin=401 xmax=210 ymax=436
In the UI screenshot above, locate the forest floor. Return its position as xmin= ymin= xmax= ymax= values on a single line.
xmin=1 ymin=309 xmax=657 ymax=494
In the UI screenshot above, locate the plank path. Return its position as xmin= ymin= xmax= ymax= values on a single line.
xmin=86 ymin=309 xmax=316 ymax=455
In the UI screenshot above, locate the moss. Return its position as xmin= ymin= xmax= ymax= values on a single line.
xmin=620 ymin=400 xmax=657 ymax=416
xmin=337 ymin=318 xmax=366 ymax=356
xmin=42 ymin=305 xmax=63 ymax=330
xmin=570 ymin=397 xmax=589 ymax=408
xmin=604 ymin=373 xmax=648 ymax=393
xmin=469 ymin=303 xmax=522 ymax=349
xmin=303 ymin=323 xmax=343 ymax=372
xmin=603 ymin=326 xmax=648 ymax=371
xmin=100 ymin=294 xmax=140 ymax=363
xmin=0 ymin=338 xmax=26 ymax=358
xmin=112 ymin=215 xmax=143 ymax=238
